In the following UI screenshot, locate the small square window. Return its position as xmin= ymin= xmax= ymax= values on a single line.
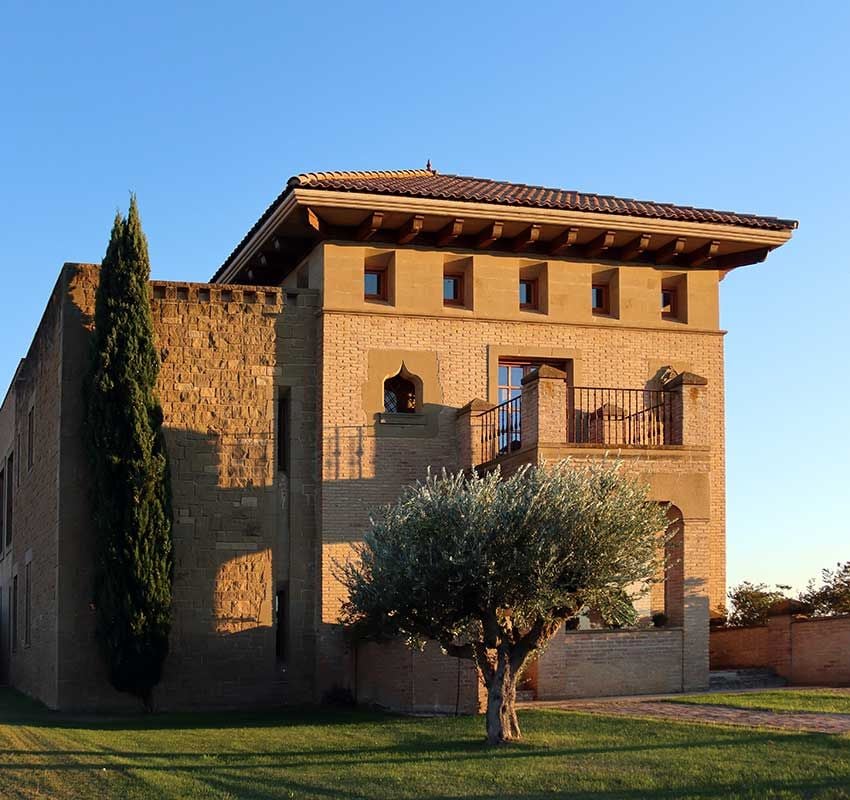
xmin=364 ymin=270 xmax=385 ymax=300
xmin=519 ymin=279 xmax=537 ymax=309
xmin=592 ymin=284 xmax=609 ymax=314
xmin=662 ymin=288 xmax=678 ymax=318
xmin=443 ymin=275 xmax=464 ymax=306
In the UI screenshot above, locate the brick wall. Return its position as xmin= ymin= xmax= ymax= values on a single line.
xmin=317 ymin=241 xmax=724 ymax=700
xmin=710 ymin=625 xmax=770 ymax=669
xmin=356 ymin=640 xmax=484 ymax=714
xmin=537 ymin=628 xmax=684 ymax=698
xmin=710 ymin=615 xmax=850 ymax=686
xmin=4 ymin=237 xmax=727 ymax=710
xmin=790 ymin=617 xmax=850 ymax=685
xmin=0 ymin=268 xmax=66 ymax=708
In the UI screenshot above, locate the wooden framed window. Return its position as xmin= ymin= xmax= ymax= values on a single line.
xmin=591 ymin=284 xmax=609 ymax=314
xmin=364 ymin=269 xmax=386 ymax=301
xmin=519 ymin=279 xmax=538 ymax=309
xmin=443 ymin=274 xmax=464 ymax=306
xmin=497 ymin=358 xmax=569 ymax=404
xmin=384 ymin=373 xmax=417 ymax=414
xmin=27 ymin=407 xmax=34 ymax=472
xmin=661 ymin=287 xmax=678 ymax=319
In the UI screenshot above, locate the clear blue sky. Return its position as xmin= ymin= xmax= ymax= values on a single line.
xmin=1 ymin=1 xmax=847 ymax=596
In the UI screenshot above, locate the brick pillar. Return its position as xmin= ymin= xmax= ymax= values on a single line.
xmin=666 ymin=372 xmax=709 ymax=446
xmin=520 ymin=366 xmax=568 ymax=450
xmin=767 ymin=613 xmax=793 ymax=681
xmin=456 ymin=399 xmax=492 ymax=468
xmin=681 ymin=518 xmax=711 ymax=691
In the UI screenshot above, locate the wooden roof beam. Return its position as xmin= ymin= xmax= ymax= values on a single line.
xmin=618 ymin=233 xmax=651 ymax=262
xmin=397 ymin=214 xmax=425 ymax=245
xmin=476 ymin=221 xmax=504 ymax=249
xmin=547 ymin=226 xmax=579 ymax=255
xmin=356 ymin=211 xmax=385 ymax=242
xmin=654 ymin=237 xmax=687 ymax=265
xmin=582 ymin=230 xmax=616 ymax=259
xmin=305 ymin=207 xmax=327 ymax=235
xmin=687 ymin=240 xmax=720 ymax=267
xmin=436 ymin=218 xmax=464 ymax=246
xmin=712 ymin=247 xmax=771 ymax=270
xmin=510 ymin=224 xmax=541 ymax=252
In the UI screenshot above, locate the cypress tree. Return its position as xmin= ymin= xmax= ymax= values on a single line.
xmin=85 ymin=197 xmax=173 ymax=710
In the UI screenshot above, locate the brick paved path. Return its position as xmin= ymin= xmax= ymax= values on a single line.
xmin=523 ymin=696 xmax=850 ymax=734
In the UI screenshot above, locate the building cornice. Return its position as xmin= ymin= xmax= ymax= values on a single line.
xmin=293 ymin=188 xmax=792 ymax=248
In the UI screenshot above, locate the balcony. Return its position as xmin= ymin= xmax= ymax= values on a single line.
xmin=458 ymin=366 xmax=710 ymax=470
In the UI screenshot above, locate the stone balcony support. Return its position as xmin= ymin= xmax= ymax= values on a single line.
xmin=520 ymin=365 xmax=568 ymax=450
xmin=667 ymin=372 xmax=709 ymax=447
xmin=456 ymin=398 xmax=493 ymax=469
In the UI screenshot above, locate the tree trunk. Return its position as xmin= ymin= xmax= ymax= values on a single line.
xmin=485 ymin=648 xmax=521 ymax=745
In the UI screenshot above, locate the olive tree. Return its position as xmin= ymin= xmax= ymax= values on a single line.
xmin=340 ymin=459 xmax=670 ymax=745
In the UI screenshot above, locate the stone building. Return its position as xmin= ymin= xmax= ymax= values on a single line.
xmin=0 ymin=169 xmax=796 ymax=711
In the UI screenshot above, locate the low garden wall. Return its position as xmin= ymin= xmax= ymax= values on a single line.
xmin=710 ymin=614 xmax=850 ymax=685
xmin=537 ymin=627 xmax=684 ymax=699
xmin=355 ymin=640 xmax=484 ymax=714
xmin=710 ymin=625 xmax=770 ymax=669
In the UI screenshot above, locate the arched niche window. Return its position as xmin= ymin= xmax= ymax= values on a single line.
xmin=383 ymin=367 xmax=418 ymax=414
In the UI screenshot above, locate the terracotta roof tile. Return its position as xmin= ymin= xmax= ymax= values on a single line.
xmin=214 ymin=169 xmax=797 ymax=280
xmin=289 ymin=170 xmax=797 ymax=231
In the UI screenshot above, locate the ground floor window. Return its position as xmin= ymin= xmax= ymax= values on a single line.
xmin=24 ymin=562 xmax=31 ymax=646
xmin=275 ymin=587 xmax=286 ymax=662
xmin=10 ymin=577 xmax=17 ymax=653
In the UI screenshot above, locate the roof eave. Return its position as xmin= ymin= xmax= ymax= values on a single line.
xmin=213 ymin=188 xmax=793 ymax=284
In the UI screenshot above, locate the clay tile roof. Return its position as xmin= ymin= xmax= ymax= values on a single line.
xmin=213 ymin=169 xmax=798 ymax=281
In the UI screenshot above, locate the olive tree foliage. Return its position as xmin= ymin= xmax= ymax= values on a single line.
xmin=340 ymin=459 xmax=671 ymax=745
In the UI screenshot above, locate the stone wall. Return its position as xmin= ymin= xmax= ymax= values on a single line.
xmin=55 ymin=264 xmax=302 ymax=710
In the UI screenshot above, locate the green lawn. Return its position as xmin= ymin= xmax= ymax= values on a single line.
xmin=668 ymin=689 xmax=850 ymax=716
xmin=0 ymin=689 xmax=848 ymax=800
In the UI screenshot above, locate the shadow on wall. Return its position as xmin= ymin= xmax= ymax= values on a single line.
xmin=317 ymin=399 xmax=474 ymax=705
xmin=155 ymin=426 xmax=283 ymax=709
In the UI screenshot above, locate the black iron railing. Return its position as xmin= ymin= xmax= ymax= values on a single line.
xmin=479 ymin=395 xmax=522 ymax=463
xmin=569 ymin=386 xmax=674 ymax=447
xmin=477 ymin=385 xmax=678 ymax=463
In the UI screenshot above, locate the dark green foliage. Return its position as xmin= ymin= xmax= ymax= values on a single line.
xmin=800 ymin=561 xmax=850 ymax=616
xmin=85 ymin=197 xmax=173 ymax=709
xmin=726 ymin=581 xmax=790 ymax=627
